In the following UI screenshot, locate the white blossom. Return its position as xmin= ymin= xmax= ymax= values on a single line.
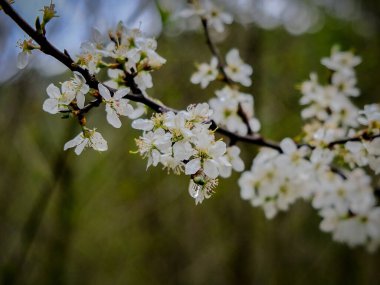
xmin=98 ymin=84 xmax=133 ymax=128
xmin=188 ymin=172 xmax=218 ymax=204
xmin=358 ymin=104 xmax=380 ymax=129
xmin=64 ymin=128 xmax=108 ymax=155
xmin=218 ymin=145 xmax=244 ymax=178
xmin=62 ymin=72 xmax=90 ymax=109
xmin=224 ymin=49 xmax=252 ymax=87
xmin=321 ymin=46 xmax=361 ymax=73
xmin=191 ymin=57 xmax=218 ymax=88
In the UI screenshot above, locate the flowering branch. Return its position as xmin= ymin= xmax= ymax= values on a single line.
xmin=0 ymin=0 xmax=282 ymax=150
xmin=200 ymin=17 xmax=255 ymax=135
xmin=3 ymin=0 xmax=380 ymax=251
xmin=2 ymin=0 xmax=377 ymax=152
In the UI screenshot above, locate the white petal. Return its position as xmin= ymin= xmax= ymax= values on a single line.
xmin=128 ymin=103 xmax=146 ymax=119
xmin=204 ymin=159 xmax=219 ymax=179
xmin=151 ymin=149 xmax=161 ymax=166
xmin=74 ymin=139 xmax=88 ymax=155
xmin=98 ymin=83 xmax=111 ymax=100
xmin=73 ymin=71 xmax=86 ymax=84
xmin=114 ymin=88 xmax=130 ymax=100
xmin=226 ymin=49 xmax=239 ymax=64
xmin=131 ymin=119 xmax=154 ymax=131
xmin=91 ymin=132 xmax=108 ymax=151
xmin=64 ymin=133 xmax=84 ymax=150
xmin=218 ymin=164 xmax=232 ymax=178
xmin=17 ymin=51 xmax=29 ymax=69
xmin=76 ymin=93 xmax=86 ymax=109
xmin=116 ymin=100 xmax=134 ymax=116
xmin=185 ymin=158 xmax=201 ymax=175
xmin=188 ymin=180 xmax=200 ymax=198
xmin=280 ymin=138 xmax=297 ymax=154
xmin=42 ymin=98 xmax=59 ymax=114
xmin=210 ymin=141 xmax=227 ymax=158
xmin=46 ymin=84 xmax=61 ymax=99
xmin=106 ymin=107 xmax=122 ymax=128
xmin=173 ymin=141 xmax=194 ymax=161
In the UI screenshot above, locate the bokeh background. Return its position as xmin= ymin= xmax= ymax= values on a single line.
xmin=1 ymin=0 xmax=380 ymax=284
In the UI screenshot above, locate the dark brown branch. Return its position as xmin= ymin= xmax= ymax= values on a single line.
xmin=328 ymin=133 xmax=380 ymax=148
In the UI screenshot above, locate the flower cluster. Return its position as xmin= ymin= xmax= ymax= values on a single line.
xmin=209 ymin=86 xmax=260 ymax=135
xmin=77 ymin=22 xmax=166 ymax=92
xmin=40 ymin=22 xmax=168 ymax=154
xmin=186 ymin=0 xmax=259 ymax=137
xmin=239 ymin=48 xmax=380 ymax=251
xmin=300 ymin=46 xmax=361 ymax=145
xmin=239 ymin=138 xmax=312 ymax=219
xmin=240 ymin=138 xmax=380 ymax=251
xmin=132 ymin=103 xmax=244 ymax=204
xmin=190 ymin=41 xmax=260 ymax=135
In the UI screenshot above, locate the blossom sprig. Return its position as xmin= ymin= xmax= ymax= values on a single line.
xmin=209 ymin=86 xmax=260 ymax=135
xmin=239 ymin=49 xmax=380 ymax=251
xmin=36 ymin=0 xmax=58 ymax=35
xmin=40 ymin=1 xmax=58 ymax=25
xmin=4 ymin=0 xmax=380 ymax=252
xmin=299 ymin=47 xmax=363 ymax=147
xmin=132 ymin=103 xmax=244 ymax=204
xmin=76 ymin=22 xmax=166 ymax=94
xmin=186 ymin=1 xmax=258 ymax=137
xmin=239 ymin=138 xmax=380 ymax=251
xmin=64 ymin=127 xmax=108 ymax=155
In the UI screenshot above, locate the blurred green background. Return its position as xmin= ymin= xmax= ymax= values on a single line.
xmin=1 ymin=1 xmax=380 ymax=284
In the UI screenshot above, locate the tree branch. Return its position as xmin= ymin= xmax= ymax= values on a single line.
xmin=0 ymin=0 xmax=378 ymax=154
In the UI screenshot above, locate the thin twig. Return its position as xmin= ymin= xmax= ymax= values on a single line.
xmin=200 ymin=17 xmax=232 ymax=84
xmin=200 ymin=17 xmax=253 ymax=134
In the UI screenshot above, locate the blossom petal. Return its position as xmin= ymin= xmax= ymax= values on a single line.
xmin=204 ymin=159 xmax=219 ymax=179
xmin=42 ymin=98 xmax=59 ymax=114
xmin=64 ymin=133 xmax=84 ymax=151
xmin=46 ymin=84 xmax=61 ymax=99
xmin=185 ymin=158 xmax=201 ymax=175
xmin=17 ymin=51 xmax=29 ymax=69
xmin=106 ymin=106 xmax=122 ymax=128
xmin=91 ymin=132 xmax=108 ymax=151
xmin=74 ymin=139 xmax=88 ymax=155
xmin=98 ymin=83 xmax=111 ymax=100
xmin=132 ymin=119 xmax=154 ymax=131
xmin=280 ymin=138 xmax=297 ymax=154
xmin=76 ymin=93 xmax=86 ymax=109
xmin=114 ymin=88 xmax=130 ymax=100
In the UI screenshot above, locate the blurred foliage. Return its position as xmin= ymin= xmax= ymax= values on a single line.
xmin=1 ymin=2 xmax=380 ymax=285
